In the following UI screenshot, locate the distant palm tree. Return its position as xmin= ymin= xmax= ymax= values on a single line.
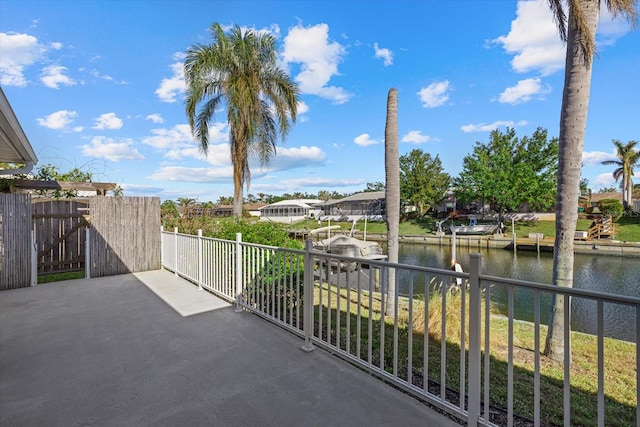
xmin=176 ymin=197 xmax=196 ymax=218
xmin=184 ymin=23 xmax=300 ymax=218
xmin=544 ymin=0 xmax=637 ymax=362
xmin=601 ymin=139 xmax=639 ymax=210
xmin=384 ymin=88 xmax=399 ymax=317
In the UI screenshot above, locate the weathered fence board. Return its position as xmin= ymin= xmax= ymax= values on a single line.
xmin=90 ymin=196 xmax=161 ymax=277
xmin=32 ymin=199 xmax=89 ymax=274
xmin=0 ymin=193 xmax=32 ymax=289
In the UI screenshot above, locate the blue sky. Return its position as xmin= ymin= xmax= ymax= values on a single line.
xmin=1 ymin=0 xmax=638 ymax=202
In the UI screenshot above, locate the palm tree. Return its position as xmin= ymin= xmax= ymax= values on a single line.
xmin=184 ymin=23 xmax=300 ymax=218
xmin=384 ymin=88 xmax=399 ymax=317
xmin=601 ymin=139 xmax=640 ymax=210
xmin=544 ymin=0 xmax=637 ymax=362
xmin=176 ymin=197 xmax=196 ymax=218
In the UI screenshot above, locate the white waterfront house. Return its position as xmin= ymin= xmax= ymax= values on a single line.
xmin=259 ymin=199 xmax=321 ymax=223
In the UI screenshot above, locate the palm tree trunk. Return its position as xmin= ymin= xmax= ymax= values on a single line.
xmin=544 ymin=0 xmax=599 ymax=362
xmin=385 ymin=88 xmax=399 ymax=317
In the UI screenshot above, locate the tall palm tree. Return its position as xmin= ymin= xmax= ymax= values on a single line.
xmin=545 ymin=0 xmax=637 ymax=362
xmin=184 ymin=23 xmax=300 ymax=218
xmin=601 ymin=139 xmax=640 ymax=209
xmin=384 ymin=88 xmax=399 ymax=317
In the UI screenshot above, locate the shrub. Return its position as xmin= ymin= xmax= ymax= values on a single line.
xmin=598 ymin=198 xmax=623 ymax=220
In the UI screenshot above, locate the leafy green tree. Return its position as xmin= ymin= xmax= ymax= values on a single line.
xmin=184 ymin=23 xmax=300 ymax=218
xmin=317 ymin=190 xmax=331 ymax=201
xmin=601 ymin=139 xmax=639 ymax=210
xmin=364 ymin=181 xmax=385 ymax=192
xmin=161 ymin=200 xmax=179 ymax=220
xmin=598 ymin=186 xmax=617 ymax=193
xmin=545 ymin=0 xmax=636 ymax=362
xmin=217 ymin=196 xmax=233 ymax=205
xmin=399 ymin=149 xmax=450 ymax=216
xmin=453 ymin=127 xmax=558 ymax=215
xmin=31 ymin=164 xmax=94 ymax=198
xmin=598 ymin=198 xmax=623 ymax=219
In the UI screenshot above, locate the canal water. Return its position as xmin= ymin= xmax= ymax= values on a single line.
xmin=397 ymin=243 xmax=639 ymax=343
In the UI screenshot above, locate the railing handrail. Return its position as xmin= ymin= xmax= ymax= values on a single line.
xmin=479 ymin=272 xmax=640 ymax=306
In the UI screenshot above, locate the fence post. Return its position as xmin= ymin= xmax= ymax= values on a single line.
xmin=174 ymin=227 xmax=178 ymax=276
xmin=197 ymin=229 xmax=203 ymax=290
xmin=31 ymin=229 xmax=37 ymax=286
xmin=301 ymin=239 xmax=315 ymax=352
xmin=160 ymin=226 xmax=164 ymax=268
xmin=468 ymin=253 xmax=482 ymax=425
xmin=235 ymin=233 xmax=243 ymax=312
xmin=85 ymin=228 xmax=91 ymax=279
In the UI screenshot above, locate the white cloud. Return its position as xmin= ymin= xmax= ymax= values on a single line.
xmin=278 ymin=177 xmax=364 ymax=188
xmin=80 ymin=136 xmax=144 ymax=161
xmin=282 ymin=23 xmax=351 ymax=104
xmin=417 ymin=81 xmax=450 ymax=108
xmin=155 ymin=61 xmax=185 ymax=103
xmin=146 ymin=113 xmax=164 ymax=124
xmin=142 ymin=123 xmax=226 ymax=150
xmin=40 ymin=64 xmax=76 ymax=89
xmin=297 ymin=101 xmax=309 ymax=115
xmin=0 ymin=32 xmax=47 ymax=86
xmin=492 ymin=0 xmax=564 ymax=76
xmin=266 ymin=145 xmax=326 ymax=171
xmin=93 ymin=112 xmax=123 ymax=130
xmin=597 ymin=7 xmax=635 ymax=46
xmin=402 ymin=130 xmax=434 ymax=144
xmin=593 ymin=172 xmax=617 ymax=188
xmin=36 ymin=110 xmax=80 ymax=130
xmin=497 ymin=78 xmax=551 ymax=104
xmin=582 ymin=150 xmax=616 ymax=165
xmin=461 ymin=120 xmax=527 ymax=133
xmin=373 ymin=42 xmax=393 ymax=66
xmin=149 ymin=166 xmax=234 ymax=183
xmin=354 ymin=133 xmax=380 ymax=147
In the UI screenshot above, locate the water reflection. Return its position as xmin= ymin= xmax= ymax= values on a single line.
xmin=397 ymin=243 xmax=638 ymax=343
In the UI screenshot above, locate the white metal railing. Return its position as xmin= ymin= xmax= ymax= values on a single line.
xmin=161 ymin=228 xmax=639 ymax=427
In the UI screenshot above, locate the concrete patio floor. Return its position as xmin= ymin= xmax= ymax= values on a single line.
xmin=1 ymin=269 xmax=460 ymax=426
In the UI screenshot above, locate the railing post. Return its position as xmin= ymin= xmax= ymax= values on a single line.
xmin=302 ymin=239 xmax=315 ymax=352
xmin=235 ymin=233 xmax=243 ymax=312
xmin=174 ymin=227 xmax=178 ymax=276
xmin=197 ymin=229 xmax=203 ymax=290
xmin=468 ymin=253 xmax=482 ymax=425
xmin=160 ymin=226 xmax=164 ymax=269
xmin=85 ymin=228 xmax=91 ymax=280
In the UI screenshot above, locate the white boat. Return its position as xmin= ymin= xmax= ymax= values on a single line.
xmin=310 ymin=221 xmax=386 ymax=260
xmin=450 ymin=224 xmax=498 ymax=235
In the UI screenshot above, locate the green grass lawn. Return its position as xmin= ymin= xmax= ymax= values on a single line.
xmin=315 ymin=284 xmax=637 ymax=426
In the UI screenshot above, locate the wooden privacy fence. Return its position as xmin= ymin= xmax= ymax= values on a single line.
xmin=90 ymin=196 xmax=161 ymax=277
xmin=1 ymin=194 xmax=161 ymax=288
xmin=32 ymin=199 xmax=89 ymax=275
xmin=0 ymin=193 xmax=32 ymax=290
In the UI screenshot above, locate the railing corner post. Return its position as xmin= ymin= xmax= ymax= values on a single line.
xmin=234 ymin=232 xmax=243 ymax=312
xmin=468 ymin=253 xmax=482 ymax=425
xmin=173 ymin=227 xmax=178 ymax=277
xmin=197 ymin=229 xmax=203 ymax=290
xmin=301 ymin=239 xmax=315 ymax=352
